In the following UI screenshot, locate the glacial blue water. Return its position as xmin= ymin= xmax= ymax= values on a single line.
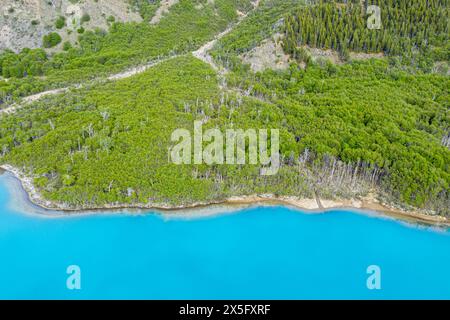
xmin=0 ymin=172 xmax=449 ymax=299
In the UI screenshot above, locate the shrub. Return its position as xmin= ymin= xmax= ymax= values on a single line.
xmin=81 ymin=13 xmax=91 ymax=24
xmin=43 ymin=32 xmax=62 ymax=48
xmin=55 ymin=16 xmax=66 ymax=29
xmin=63 ymin=41 xmax=72 ymax=51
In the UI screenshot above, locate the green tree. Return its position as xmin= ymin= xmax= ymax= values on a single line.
xmin=43 ymin=33 xmax=62 ymax=48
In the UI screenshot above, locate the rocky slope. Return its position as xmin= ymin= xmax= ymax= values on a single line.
xmin=0 ymin=0 xmax=142 ymax=52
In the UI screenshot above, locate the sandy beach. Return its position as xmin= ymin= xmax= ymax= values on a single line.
xmin=0 ymin=163 xmax=448 ymax=227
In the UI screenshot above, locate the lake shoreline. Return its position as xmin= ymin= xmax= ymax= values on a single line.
xmin=1 ymin=164 xmax=448 ymax=227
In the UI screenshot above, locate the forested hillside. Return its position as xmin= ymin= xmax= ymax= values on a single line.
xmin=283 ymin=0 xmax=449 ymax=71
xmin=0 ymin=0 xmax=448 ymax=215
xmin=0 ymin=0 xmax=250 ymax=102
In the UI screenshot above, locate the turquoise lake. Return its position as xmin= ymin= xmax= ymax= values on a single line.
xmin=0 ymin=172 xmax=449 ymax=299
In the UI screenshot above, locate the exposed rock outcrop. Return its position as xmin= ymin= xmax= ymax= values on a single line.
xmin=0 ymin=0 xmax=142 ymax=52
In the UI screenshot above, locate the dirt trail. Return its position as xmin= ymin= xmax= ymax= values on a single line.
xmin=193 ymin=0 xmax=260 ymax=72
xmin=106 ymin=55 xmax=178 ymax=81
xmin=193 ymin=0 xmax=260 ymax=92
xmin=0 ymin=56 xmax=178 ymax=116
xmin=0 ymin=88 xmax=68 ymax=115
xmin=0 ymin=0 xmax=261 ymax=117
xmin=150 ymin=0 xmax=179 ymax=25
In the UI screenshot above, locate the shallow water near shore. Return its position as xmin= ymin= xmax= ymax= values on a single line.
xmin=0 ymin=172 xmax=449 ymax=299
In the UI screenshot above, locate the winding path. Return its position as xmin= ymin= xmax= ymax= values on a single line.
xmin=193 ymin=0 xmax=260 ymax=72
xmin=0 ymin=0 xmax=261 ymax=117
xmin=150 ymin=0 xmax=180 ymax=25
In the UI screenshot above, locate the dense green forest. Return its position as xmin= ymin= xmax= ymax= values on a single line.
xmin=128 ymin=0 xmax=162 ymax=21
xmin=0 ymin=0 xmax=249 ymax=103
xmin=0 ymin=54 xmax=448 ymax=213
xmin=0 ymin=0 xmax=448 ymax=215
xmin=283 ymin=0 xmax=449 ymax=71
xmin=0 ymin=48 xmax=48 ymax=79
